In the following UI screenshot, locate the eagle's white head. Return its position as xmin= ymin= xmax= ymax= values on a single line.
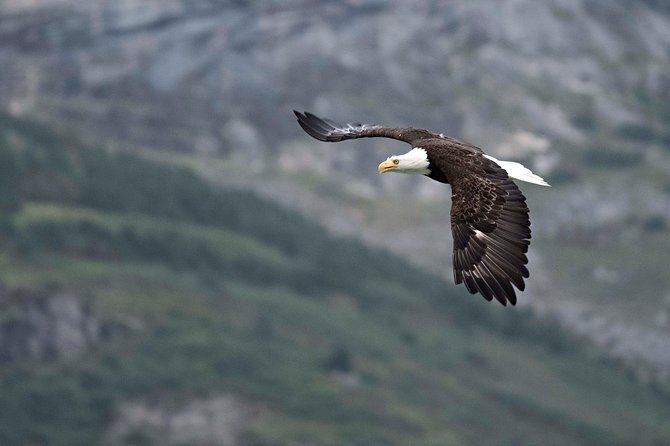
xmin=377 ymin=147 xmax=430 ymax=175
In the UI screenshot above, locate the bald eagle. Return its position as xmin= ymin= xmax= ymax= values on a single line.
xmin=294 ymin=111 xmax=550 ymax=306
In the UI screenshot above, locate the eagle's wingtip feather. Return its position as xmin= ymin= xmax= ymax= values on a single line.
xmin=293 ymin=110 xmax=332 ymax=142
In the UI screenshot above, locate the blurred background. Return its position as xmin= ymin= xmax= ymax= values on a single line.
xmin=0 ymin=0 xmax=669 ymax=445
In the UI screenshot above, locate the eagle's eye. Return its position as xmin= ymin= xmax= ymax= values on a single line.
xmin=393 ymin=159 xmax=400 ymax=165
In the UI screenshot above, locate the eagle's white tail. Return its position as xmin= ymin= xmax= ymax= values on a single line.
xmin=484 ymin=155 xmax=551 ymax=187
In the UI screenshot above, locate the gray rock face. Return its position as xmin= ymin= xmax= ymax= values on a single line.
xmin=0 ymin=285 xmax=129 ymax=364
xmin=103 ymin=395 xmax=253 ymax=446
xmin=0 ymin=0 xmax=668 ymax=160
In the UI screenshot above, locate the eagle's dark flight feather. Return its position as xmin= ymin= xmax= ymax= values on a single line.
xmin=294 ymin=111 xmax=442 ymax=144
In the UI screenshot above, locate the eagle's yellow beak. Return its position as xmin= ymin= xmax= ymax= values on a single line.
xmin=378 ymin=159 xmax=397 ymax=174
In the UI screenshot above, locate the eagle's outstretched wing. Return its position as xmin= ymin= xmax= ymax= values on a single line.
xmin=295 ymin=110 xmax=533 ymax=306
xmin=448 ymin=156 xmax=531 ymax=305
xmin=294 ymin=110 xmax=440 ymax=145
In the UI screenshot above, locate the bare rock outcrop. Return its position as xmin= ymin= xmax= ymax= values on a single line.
xmin=104 ymin=395 xmax=255 ymax=446
xmin=0 ymin=285 xmax=132 ymax=364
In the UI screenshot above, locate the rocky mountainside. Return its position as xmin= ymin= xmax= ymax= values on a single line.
xmin=0 ymin=0 xmax=668 ymax=227
xmin=1 ymin=0 xmax=670 ymax=376
xmin=1 ymin=0 xmax=669 ymax=156
xmin=0 ymin=285 xmax=132 ymax=364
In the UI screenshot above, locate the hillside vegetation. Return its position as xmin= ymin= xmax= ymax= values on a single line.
xmin=1 ymin=115 xmax=670 ymax=446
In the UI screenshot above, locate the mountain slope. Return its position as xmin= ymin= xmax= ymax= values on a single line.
xmin=1 ymin=116 xmax=670 ymax=445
